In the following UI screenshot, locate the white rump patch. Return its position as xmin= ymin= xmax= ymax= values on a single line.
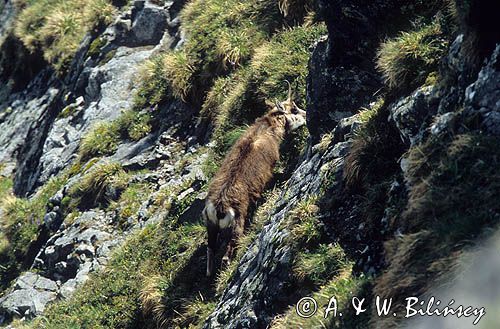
xmin=205 ymin=201 xmax=218 ymax=224
xmin=219 ymin=208 xmax=235 ymax=229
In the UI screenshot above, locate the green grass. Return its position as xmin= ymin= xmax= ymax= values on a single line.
xmin=109 ymin=181 xmax=153 ymax=229
xmin=68 ymin=161 xmax=129 ymax=210
xmin=272 ymin=270 xmax=370 ymax=329
xmin=277 ymin=0 xmax=315 ymax=22
xmin=343 ymin=99 xmax=405 ymax=191
xmin=24 ymin=221 xmax=207 ymax=328
xmin=293 ymin=243 xmax=350 ymax=287
xmin=134 ymin=0 xmax=325 ymax=128
xmin=134 ymin=0 xmax=283 ymax=108
xmin=0 ymin=175 xmax=67 ymax=292
xmin=207 ymin=24 xmax=327 ymax=138
xmin=139 ymin=224 xmax=210 ymax=328
xmin=0 ymin=175 xmax=13 ymax=203
xmin=404 ymin=134 xmax=500 ymax=239
xmin=376 ymin=19 xmax=449 ymax=90
xmin=87 ymin=36 xmax=107 ymax=59
xmin=133 ymin=55 xmax=170 ymax=109
xmin=79 ymin=121 xmax=121 ymax=159
xmin=285 ymin=196 xmax=322 ymax=248
xmin=14 ymin=0 xmax=116 ymax=73
xmin=79 ymin=110 xmax=152 ymax=160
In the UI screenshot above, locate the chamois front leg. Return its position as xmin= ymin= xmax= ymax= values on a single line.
xmin=222 ymin=215 xmax=244 ymax=268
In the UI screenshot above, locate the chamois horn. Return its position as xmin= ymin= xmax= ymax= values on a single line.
xmin=285 ymin=80 xmax=293 ymax=102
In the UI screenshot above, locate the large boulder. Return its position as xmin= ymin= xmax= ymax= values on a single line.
xmin=0 ymin=273 xmax=58 ymax=322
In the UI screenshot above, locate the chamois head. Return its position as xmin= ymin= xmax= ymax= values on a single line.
xmin=266 ymin=81 xmax=306 ymax=132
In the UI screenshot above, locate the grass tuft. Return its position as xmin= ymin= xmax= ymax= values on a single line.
xmin=79 ymin=121 xmax=121 ymax=160
xmin=292 ymin=243 xmax=350 ymax=287
xmin=376 ymin=20 xmax=449 ymax=90
xmin=15 ymin=0 xmax=116 ymax=73
xmin=343 ymin=99 xmax=404 ymax=191
xmin=373 ymin=134 xmax=500 ymax=328
xmin=286 ymin=196 xmax=322 ymax=248
xmin=68 ymin=161 xmax=129 ymax=210
xmin=162 ymin=51 xmax=198 ymax=101
xmin=109 ymin=182 xmax=153 ymax=229
xmin=272 ymin=269 xmax=370 ymax=329
xmin=79 ymin=110 xmax=152 ymax=160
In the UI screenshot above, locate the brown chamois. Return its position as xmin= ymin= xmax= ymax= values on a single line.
xmin=203 ymin=83 xmax=306 ymax=277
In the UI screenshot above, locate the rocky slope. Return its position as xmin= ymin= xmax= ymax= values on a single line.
xmin=0 ymin=0 xmax=499 ymax=328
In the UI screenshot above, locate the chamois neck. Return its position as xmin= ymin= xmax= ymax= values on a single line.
xmin=255 ymin=115 xmax=285 ymax=141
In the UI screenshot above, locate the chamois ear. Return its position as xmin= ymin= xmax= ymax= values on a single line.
xmin=274 ymin=99 xmax=286 ymax=113
xmin=265 ymin=99 xmax=275 ymax=110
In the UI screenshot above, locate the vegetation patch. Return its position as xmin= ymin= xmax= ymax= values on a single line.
xmin=273 ymin=194 xmax=372 ymax=329
xmin=286 ymin=196 xmax=322 ymax=249
xmin=272 ymin=270 xmax=370 ymax=329
xmin=207 ymin=24 xmax=327 ymax=140
xmin=135 ymin=0 xmax=280 ymax=108
xmin=14 ymin=0 xmax=116 ymax=73
xmin=68 ymin=161 xmax=129 ymax=210
xmin=79 ymin=110 xmax=152 ymax=160
xmin=139 ymin=224 xmax=211 ymax=329
xmin=344 ymin=99 xmax=405 ymax=191
xmin=292 ymin=243 xmax=350 ymax=287
xmin=109 ymin=181 xmax=153 ymax=229
xmin=134 ymin=0 xmax=325 ymax=136
xmin=32 ymin=223 xmax=164 ymax=328
xmin=376 ymin=19 xmax=449 ymax=90
xmin=0 ymin=175 xmax=66 ymax=292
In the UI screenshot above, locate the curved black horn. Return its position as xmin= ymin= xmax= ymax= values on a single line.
xmin=285 ymin=80 xmax=292 ymax=102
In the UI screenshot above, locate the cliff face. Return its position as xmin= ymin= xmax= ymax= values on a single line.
xmin=0 ymin=0 xmax=499 ymax=328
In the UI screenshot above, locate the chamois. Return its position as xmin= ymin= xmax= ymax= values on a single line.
xmin=203 ymin=83 xmax=306 ymax=277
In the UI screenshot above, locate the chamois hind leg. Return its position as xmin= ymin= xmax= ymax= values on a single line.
xmin=222 ymin=215 xmax=244 ymax=268
xmin=206 ymin=220 xmax=219 ymax=277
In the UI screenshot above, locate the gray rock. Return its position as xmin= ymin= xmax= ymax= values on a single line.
xmin=43 ymin=212 xmax=60 ymax=231
xmin=430 ymin=112 xmax=457 ymax=136
xmin=463 ymin=44 xmax=500 ymax=135
xmin=0 ymin=273 xmax=58 ymax=320
xmin=389 ymin=85 xmax=438 ymax=145
xmin=332 ymin=113 xmax=362 ymax=143
xmin=14 ymin=273 xmax=58 ymax=292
